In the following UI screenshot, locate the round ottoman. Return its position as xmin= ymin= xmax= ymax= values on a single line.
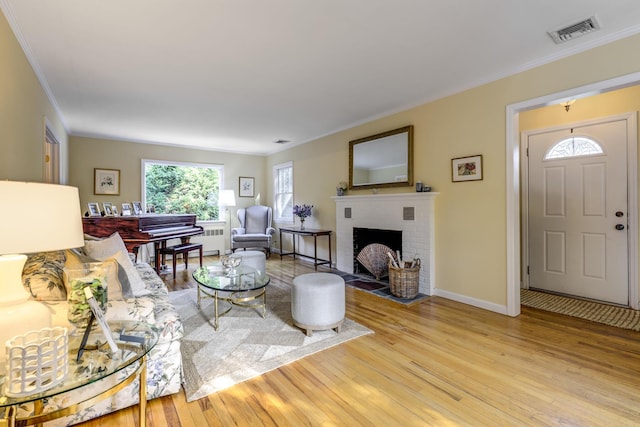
xmin=291 ymin=273 xmax=345 ymax=336
xmin=230 ymin=250 xmax=266 ymax=273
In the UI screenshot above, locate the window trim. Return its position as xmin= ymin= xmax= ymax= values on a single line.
xmin=543 ymin=136 xmax=604 ymax=160
xmin=141 ymin=158 xmax=225 ymax=221
xmin=273 ymin=161 xmax=293 ymax=223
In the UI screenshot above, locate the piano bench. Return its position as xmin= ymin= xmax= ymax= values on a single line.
xmin=159 ymin=242 xmax=203 ymax=279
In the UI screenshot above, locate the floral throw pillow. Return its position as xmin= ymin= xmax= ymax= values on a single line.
xmin=22 ymin=250 xmax=67 ymax=301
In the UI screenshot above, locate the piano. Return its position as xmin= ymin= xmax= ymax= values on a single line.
xmin=82 ymin=214 xmax=204 ymax=272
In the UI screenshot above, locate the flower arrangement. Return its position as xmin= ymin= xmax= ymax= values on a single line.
xmin=337 ymin=181 xmax=348 ymax=196
xmin=293 ymin=204 xmax=313 ymax=219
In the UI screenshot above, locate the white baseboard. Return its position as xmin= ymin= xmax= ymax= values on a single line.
xmin=434 ymin=289 xmax=509 ymax=315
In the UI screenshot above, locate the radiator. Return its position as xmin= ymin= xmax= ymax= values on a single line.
xmin=190 ymin=226 xmax=225 ymax=256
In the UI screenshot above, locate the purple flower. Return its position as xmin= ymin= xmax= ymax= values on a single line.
xmin=293 ymin=204 xmax=313 ymax=219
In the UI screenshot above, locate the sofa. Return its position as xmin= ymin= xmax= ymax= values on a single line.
xmin=16 ymin=232 xmax=183 ymax=425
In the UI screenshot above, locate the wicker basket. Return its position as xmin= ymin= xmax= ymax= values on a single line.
xmin=388 ymin=259 xmax=420 ymax=298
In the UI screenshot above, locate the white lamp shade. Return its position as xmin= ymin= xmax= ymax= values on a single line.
xmin=0 ymin=181 xmax=84 ymax=254
xmin=0 ymin=182 xmax=83 ymax=375
xmin=218 ymin=189 xmax=236 ymax=207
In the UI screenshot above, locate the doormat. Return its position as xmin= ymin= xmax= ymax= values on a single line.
xmin=521 ymin=289 xmax=640 ymax=331
xmin=334 ymin=272 xmax=429 ymax=306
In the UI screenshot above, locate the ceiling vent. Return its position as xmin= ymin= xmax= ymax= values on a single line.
xmin=273 ymin=139 xmax=291 ymax=144
xmin=549 ymin=16 xmax=600 ymax=44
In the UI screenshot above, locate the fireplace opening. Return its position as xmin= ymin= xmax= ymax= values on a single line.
xmin=353 ymin=227 xmax=402 ymax=279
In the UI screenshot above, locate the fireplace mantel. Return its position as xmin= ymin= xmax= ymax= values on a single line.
xmin=333 ymin=192 xmax=438 ymax=294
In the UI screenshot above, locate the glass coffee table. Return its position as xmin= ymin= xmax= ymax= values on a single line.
xmin=0 ymin=320 xmax=158 ymax=427
xmin=193 ymin=264 xmax=270 ymax=330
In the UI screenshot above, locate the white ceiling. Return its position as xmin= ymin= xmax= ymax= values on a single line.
xmin=3 ymin=1 xmax=640 ymax=156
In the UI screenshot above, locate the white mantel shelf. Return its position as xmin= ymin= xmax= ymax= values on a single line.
xmin=331 ymin=192 xmax=439 ymax=202
xmin=333 ymin=192 xmax=438 ymax=295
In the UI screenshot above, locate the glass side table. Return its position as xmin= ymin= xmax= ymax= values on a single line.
xmin=193 ymin=264 xmax=271 ymax=330
xmin=0 ymin=320 xmax=158 ymax=427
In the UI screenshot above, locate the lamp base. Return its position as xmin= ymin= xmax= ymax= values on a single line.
xmin=0 ymin=254 xmax=52 ymax=375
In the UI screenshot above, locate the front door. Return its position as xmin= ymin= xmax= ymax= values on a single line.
xmin=528 ymin=119 xmax=629 ymax=305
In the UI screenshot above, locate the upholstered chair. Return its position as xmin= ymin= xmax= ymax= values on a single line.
xmin=231 ymin=205 xmax=275 ymax=256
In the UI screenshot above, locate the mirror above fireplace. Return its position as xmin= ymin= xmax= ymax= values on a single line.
xmin=349 ymin=125 xmax=413 ymax=190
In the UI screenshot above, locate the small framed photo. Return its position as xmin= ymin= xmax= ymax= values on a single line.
xmin=111 ymin=206 xmax=119 ymax=216
xmin=452 ymin=155 xmax=483 ymax=182
xmin=132 ymin=201 xmax=143 ymax=215
xmin=88 ymin=202 xmax=101 ymax=217
xmin=121 ymin=203 xmax=132 ymax=216
xmin=94 ymin=168 xmax=120 ymax=195
xmin=239 ymin=176 xmax=255 ymax=198
xmin=103 ymin=202 xmax=114 ymax=216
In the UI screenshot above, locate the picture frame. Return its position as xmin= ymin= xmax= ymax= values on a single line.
xmin=94 ymin=168 xmax=120 ymax=195
xmin=77 ymin=287 xmax=118 ymax=361
xmin=121 ymin=203 xmax=132 ymax=216
xmin=239 ymin=176 xmax=255 ymax=198
xmin=88 ymin=202 xmax=101 ymax=217
xmin=102 ymin=202 xmax=114 ymax=216
xmin=452 ymin=155 xmax=483 ymax=182
xmin=132 ymin=201 xmax=143 ymax=215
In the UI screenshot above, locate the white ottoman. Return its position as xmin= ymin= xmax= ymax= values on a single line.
xmin=230 ymin=250 xmax=266 ymax=274
xmin=291 ymin=273 xmax=345 ymax=336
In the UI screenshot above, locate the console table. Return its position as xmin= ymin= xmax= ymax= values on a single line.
xmin=279 ymin=227 xmax=332 ymax=270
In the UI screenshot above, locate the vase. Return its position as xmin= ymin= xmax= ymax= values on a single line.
xmin=299 ymin=218 xmax=305 ymax=230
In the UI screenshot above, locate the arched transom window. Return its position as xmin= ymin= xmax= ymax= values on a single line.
xmin=544 ymin=136 xmax=604 ymax=160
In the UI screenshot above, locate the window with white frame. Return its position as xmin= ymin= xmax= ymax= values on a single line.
xmin=544 ymin=136 xmax=604 ymax=160
xmin=142 ymin=159 xmax=224 ymax=221
xmin=273 ymin=161 xmax=293 ymax=222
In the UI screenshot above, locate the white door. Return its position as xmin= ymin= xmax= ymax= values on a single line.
xmin=528 ymin=119 xmax=628 ymax=305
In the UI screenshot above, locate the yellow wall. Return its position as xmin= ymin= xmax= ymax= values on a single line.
xmin=0 ymin=10 xmax=68 ymax=182
xmin=5 ymin=1 xmax=640 ymax=312
xmin=68 ymin=136 xmax=266 ymax=217
xmin=267 ymin=33 xmax=640 ymax=309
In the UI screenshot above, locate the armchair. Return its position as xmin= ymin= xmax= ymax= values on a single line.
xmin=231 ymin=205 xmax=275 ymax=256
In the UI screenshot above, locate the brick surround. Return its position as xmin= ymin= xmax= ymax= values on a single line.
xmin=333 ymin=193 xmax=437 ymax=295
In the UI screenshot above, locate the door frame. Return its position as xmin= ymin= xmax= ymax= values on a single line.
xmin=520 ymin=113 xmax=638 ymax=306
xmin=506 ymin=72 xmax=640 ymax=316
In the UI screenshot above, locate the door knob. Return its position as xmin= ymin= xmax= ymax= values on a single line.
xmin=615 ymin=224 xmax=625 ymax=230
xmin=616 ymin=211 xmax=624 ymax=217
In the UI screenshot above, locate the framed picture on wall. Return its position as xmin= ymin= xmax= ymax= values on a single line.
xmin=239 ymin=176 xmax=255 ymax=197
xmin=94 ymin=168 xmax=120 ymax=195
xmin=451 ymin=155 xmax=483 ymax=182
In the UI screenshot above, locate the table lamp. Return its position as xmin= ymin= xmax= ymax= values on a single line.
xmin=0 ymin=181 xmax=84 ymax=369
xmin=218 ymin=189 xmax=236 ymax=252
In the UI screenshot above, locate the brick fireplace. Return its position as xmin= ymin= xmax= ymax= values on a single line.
xmin=333 ymin=193 xmax=437 ymax=295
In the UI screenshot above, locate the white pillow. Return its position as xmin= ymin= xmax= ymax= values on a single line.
xmin=84 ymin=233 xmax=151 ymax=297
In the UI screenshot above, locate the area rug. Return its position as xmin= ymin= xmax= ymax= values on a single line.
xmin=521 ymin=289 xmax=640 ymax=331
xmin=337 ymin=272 xmax=430 ymax=305
xmin=170 ymin=279 xmax=373 ymax=402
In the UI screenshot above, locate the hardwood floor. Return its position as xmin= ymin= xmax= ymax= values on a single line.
xmin=77 ymin=256 xmax=640 ymax=426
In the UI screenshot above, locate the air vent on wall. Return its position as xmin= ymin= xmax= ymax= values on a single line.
xmin=548 ymin=16 xmax=600 ymax=44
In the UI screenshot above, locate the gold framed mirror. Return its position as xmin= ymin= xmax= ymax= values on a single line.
xmin=349 ymin=125 xmax=413 ymax=189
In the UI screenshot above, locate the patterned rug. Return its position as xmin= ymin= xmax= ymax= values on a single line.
xmin=521 ymin=289 xmax=640 ymax=331
xmin=170 ymin=279 xmax=373 ymax=402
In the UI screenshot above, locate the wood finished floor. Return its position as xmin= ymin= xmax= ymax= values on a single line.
xmin=77 ymin=256 xmax=640 ymax=426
